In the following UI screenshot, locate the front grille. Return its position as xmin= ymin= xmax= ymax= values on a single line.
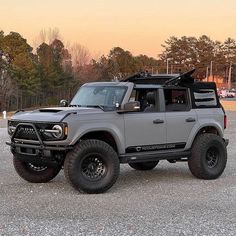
xmin=9 ymin=121 xmax=67 ymax=141
xmin=15 ymin=126 xmax=38 ymax=140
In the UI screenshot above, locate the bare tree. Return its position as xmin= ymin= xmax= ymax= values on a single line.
xmin=48 ymin=27 xmax=61 ymax=44
xmin=92 ymin=50 xmax=102 ymax=62
xmin=69 ymin=43 xmax=91 ymax=68
xmin=39 ymin=29 xmax=47 ymax=43
xmin=33 ymin=27 xmax=61 ymax=48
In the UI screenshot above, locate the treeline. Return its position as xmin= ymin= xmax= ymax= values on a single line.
xmin=0 ymin=31 xmax=236 ymax=111
xmin=0 ymin=31 xmax=76 ymax=111
xmin=160 ymin=35 xmax=236 ymax=80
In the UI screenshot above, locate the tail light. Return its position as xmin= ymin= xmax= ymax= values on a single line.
xmin=224 ymin=115 xmax=227 ymax=129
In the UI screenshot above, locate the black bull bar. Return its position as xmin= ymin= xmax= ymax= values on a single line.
xmin=6 ymin=123 xmax=72 ymax=166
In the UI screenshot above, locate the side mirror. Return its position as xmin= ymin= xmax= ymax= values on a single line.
xmin=123 ymin=101 xmax=140 ymax=112
xmin=60 ymin=99 xmax=69 ymax=107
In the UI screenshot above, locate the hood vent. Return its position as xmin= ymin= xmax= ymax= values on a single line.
xmin=39 ymin=109 xmax=62 ymax=113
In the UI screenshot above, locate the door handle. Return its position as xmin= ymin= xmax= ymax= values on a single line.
xmin=186 ymin=117 xmax=196 ymax=122
xmin=153 ymin=119 xmax=164 ymax=124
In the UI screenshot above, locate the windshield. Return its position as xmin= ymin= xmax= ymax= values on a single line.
xmin=70 ymin=85 xmax=127 ymax=110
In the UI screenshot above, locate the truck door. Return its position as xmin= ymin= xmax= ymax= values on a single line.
xmin=164 ymin=88 xmax=197 ymax=149
xmin=124 ymin=88 xmax=166 ymax=153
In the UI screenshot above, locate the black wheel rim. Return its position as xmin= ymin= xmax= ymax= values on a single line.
xmin=27 ymin=163 xmax=48 ymax=172
xmin=206 ymin=147 xmax=219 ymax=168
xmin=81 ymin=154 xmax=107 ymax=181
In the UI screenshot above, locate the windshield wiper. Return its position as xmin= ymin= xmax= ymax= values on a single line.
xmin=69 ymin=104 xmax=82 ymax=107
xmin=69 ymin=105 xmax=113 ymax=111
xmin=83 ymin=105 xmax=105 ymax=111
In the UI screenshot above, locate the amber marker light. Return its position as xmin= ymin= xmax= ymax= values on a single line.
xmin=64 ymin=125 xmax=68 ymax=136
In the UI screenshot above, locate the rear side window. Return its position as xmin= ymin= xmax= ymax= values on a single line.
xmin=164 ymin=89 xmax=189 ymax=111
xmin=194 ymin=89 xmax=217 ymax=107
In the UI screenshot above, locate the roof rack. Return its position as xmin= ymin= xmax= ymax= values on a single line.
xmin=123 ymin=72 xmax=179 ymax=85
xmin=123 ymin=69 xmax=195 ymax=86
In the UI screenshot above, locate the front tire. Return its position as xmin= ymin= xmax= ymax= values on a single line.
xmin=13 ymin=157 xmax=61 ymax=183
xmin=64 ymin=139 xmax=120 ymax=194
xmin=129 ymin=161 xmax=159 ymax=170
xmin=188 ymin=134 xmax=227 ymax=179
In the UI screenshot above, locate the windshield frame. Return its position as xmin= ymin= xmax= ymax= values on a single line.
xmin=70 ymin=85 xmax=128 ymax=111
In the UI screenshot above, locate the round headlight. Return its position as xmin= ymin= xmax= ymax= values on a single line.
xmin=52 ymin=125 xmax=63 ymax=138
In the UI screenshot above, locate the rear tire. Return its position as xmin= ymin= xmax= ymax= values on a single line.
xmin=13 ymin=157 xmax=61 ymax=183
xmin=129 ymin=161 xmax=159 ymax=170
xmin=188 ymin=133 xmax=227 ymax=179
xmin=64 ymin=139 xmax=120 ymax=194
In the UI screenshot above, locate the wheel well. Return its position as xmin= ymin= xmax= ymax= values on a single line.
xmin=198 ymin=126 xmax=219 ymax=136
xmin=191 ymin=126 xmax=220 ymax=148
xmin=80 ymin=131 xmax=118 ymax=153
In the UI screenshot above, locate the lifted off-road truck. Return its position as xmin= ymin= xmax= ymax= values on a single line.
xmin=7 ymin=69 xmax=229 ymax=193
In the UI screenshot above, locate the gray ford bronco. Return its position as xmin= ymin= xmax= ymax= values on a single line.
xmin=7 ymin=69 xmax=229 ymax=193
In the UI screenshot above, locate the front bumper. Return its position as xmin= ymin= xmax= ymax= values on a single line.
xmin=6 ymin=122 xmax=73 ymax=166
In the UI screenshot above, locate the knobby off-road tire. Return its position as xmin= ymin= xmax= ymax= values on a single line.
xmin=64 ymin=139 xmax=120 ymax=194
xmin=188 ymin=133 xmax=227 ymax=179
xmin=129 ymin=161 xmax=159 ymax=170
xmin=13 ymin=157 xmax=61 ymax=183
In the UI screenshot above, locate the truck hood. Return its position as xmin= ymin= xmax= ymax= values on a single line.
xmin=10 ymin=107 xmax=103 ymax=123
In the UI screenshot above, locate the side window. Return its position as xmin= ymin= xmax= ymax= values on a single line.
xmin=129 ymin=89 xmax=156 ymax=112
xmin=193 ymin=89 xmax=217 ymax=107
xmin=164 ymin=89 xmax=189 ymax=112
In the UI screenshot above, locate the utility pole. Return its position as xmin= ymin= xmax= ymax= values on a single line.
xmin=228 ymin=62 xmax=232 ymax=90
xmin=210 ymin=61 xmax=213 ymax=77
xmin=206 ymin=66 xmax=209 ymax=81
xmin=166 ymin=58 xmax=171 ymax=74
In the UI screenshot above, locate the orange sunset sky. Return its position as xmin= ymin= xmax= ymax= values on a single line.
xmin=0 ymin=0 xmax=236 ymax=58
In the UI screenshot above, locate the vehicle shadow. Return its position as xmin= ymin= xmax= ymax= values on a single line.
xmin=29 ymin=164 xmax=194 ymax=194
xmin=118 ymin=163 xmax=193 ymax=183
xmin=4 ymin=162 xmax=229 ymax=195
xmin=114 ymin=162 xmax=231 ymax=194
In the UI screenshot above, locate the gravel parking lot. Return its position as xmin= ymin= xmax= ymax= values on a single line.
xmin=0 ymin=112 xmax=236 ymax=236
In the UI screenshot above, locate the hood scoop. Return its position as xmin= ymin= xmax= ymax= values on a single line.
xmin=38 ymin=109 xmax=63 ymax=113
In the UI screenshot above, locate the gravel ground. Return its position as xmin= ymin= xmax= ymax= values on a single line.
xmin=0 ymin=112 xmax=236 ymax=236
